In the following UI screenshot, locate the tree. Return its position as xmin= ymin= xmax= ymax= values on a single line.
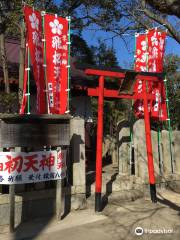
xmin=0 ymin=0 xmax=11 ymax=93
xmin=91 ymin=41 xmax=118 ymax=67
xmin=146 ymin=0 xmax=180 ymax=17
xmin=139 ymin=0 xmax=180 ymax=43
xmin=0 ymin=0 xmax=33 ymax=96
xmin=164 ymin=54 xmax=180 ymax=129
xmin=0 ymin=0 xmax=57 ymax=101
xmin=71 ymin=34 xmax=95 ymax=64
xmin=56 ymin=1 xmax=180 ymax=43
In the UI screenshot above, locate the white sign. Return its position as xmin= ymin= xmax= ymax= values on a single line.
xmin=0 ymin=150 xmax=66 ymax=184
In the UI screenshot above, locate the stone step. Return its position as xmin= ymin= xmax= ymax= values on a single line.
xmin=88 ymin=174 xmax=143 ymax=194
xmin=87 ymin=189 xmax=144 ymax=208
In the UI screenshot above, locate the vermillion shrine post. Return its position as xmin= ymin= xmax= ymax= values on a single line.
xmin=86 ymin=68 xmax=167 ymax=211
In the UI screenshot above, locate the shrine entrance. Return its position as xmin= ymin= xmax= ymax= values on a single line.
xmin=84 ymin=67 xmax=164 ymax=211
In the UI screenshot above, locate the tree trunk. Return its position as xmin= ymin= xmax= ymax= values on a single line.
xmin=0 ymin=33 xmax=10 ymax=93
xmin=18 ymin=22 xmax=25 ymax=105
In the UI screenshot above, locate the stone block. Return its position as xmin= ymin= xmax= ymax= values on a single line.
xmin=172 ymin=131 xmax=180 ymax=173
xmin=71 ymin=194 xmax=87 ymax=210
xmin=70 ymin=118 xmax=86 ymax=198
xmin=161 ymin=130 xmax=172 ymax=174
xmin=133 ymin=120 xmax=149 ymax=183
xmin=117 ymin=120 xmax=130 ymax=175
xmin=151 ymin=130 xmax=160 ymax=180
xmin=133 ymin=120 xmax=162 ymax=183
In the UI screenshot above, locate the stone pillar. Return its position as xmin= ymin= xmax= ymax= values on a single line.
xmin=151 ymin=130 xmax=161 ymax=182
xmin=70 ymin=117 xmax=86 ymax=209
xmin=172 ymin=131 xmax=180 ymax=174
xmin=103 ymin=136 xmax=118 ymax=167
xmin=134 ymin=120 xmax=161 ymax=183
xmin=133 ymin=120 xmax=149 ymax=183
xmin=118 ymin=120 xmax=130 ymax=175
xmin=102 ymin=137 xmax=111 ymax=159
xmin=161 ymin=130 xmax=172 ymax=175
xmin=111 ymin=138 xmax=118 ymax=167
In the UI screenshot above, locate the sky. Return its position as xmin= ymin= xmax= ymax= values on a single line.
xmin=54 ymin=0 xmax=180 ymax=68
xmin=82 ymin=28 xmax=180 ymax=68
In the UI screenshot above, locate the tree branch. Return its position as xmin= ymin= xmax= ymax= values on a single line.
xmin=68 ymin=0 xmax=82 ymax=14
xmin=141 ymin=0 xmax=180 ymax=43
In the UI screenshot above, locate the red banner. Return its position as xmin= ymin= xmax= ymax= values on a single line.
xmin=159 ymin=83 xmax=168 ymax=121
xmin=23 ymin=6 xmax=46 ymax=114
xmin=134 ymin=34 xmax=147 ymax=118
xmin=150 ymin=81 xmax=167 ymax=121
xmin=147 ymin=29 xmax=167 ymax=120
xmin=134 ymin=30 xmax=167 ymax=121
xmin=44 ymin=14 xmax=69 ymax=114
xmin=135 ymin=34 xmax=147 ymax=72
xmin=148 ymin=29 xmax=166 ymax=73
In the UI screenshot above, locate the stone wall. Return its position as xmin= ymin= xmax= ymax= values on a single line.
xmin=118 ymin=119 xmax=180 ymax=184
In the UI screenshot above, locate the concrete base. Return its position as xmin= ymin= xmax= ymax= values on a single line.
xmin=0 ymin=186 xmax=86 ymax=226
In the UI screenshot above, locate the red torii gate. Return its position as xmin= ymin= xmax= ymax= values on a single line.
xmin=85 ymin=68 xmax=162 ymax=212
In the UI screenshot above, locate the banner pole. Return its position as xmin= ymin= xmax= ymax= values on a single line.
xmin=157 ymin=125 xmax=163 ymax=175
xmin=129 ymin=33 xmax=138 ymax=174
xmin=164 ymin=77 xmax=173 ymax=173
xmin=145 ymin=30 xmax=149 ymax=72
xmin=163 ymin=33 xmax=173 ymax=172
xmin=67 ymin=16 xmax=71 ymax=113
xmin=42 ymin=11 xmax=50 ymax=114
xmin=27 ymin=46 xmax=30 ymax=114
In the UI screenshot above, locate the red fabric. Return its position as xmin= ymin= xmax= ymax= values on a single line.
xmin=150 ymin=81 xmax=167 ymax=121
xmin=133 ymin=78 xmax=144 ymax=118
xmin=134 ymin=30 xmax=167 ymax=121
xmin=147 ymin=30 xmax=166 ymax=73
xmin=149 ymin=81 xmax=161 ymax=119
xmin=135 ymin=34 xmax=147 ymax=72
xmin=134 ymin=34 xmax=148 ymax=118
xmin=159 ymin=82 xmax=168 ymax=121
xmin=44 ymin=14 xmax=69 ymax=114
xmin=19 ymin=42 xmax=28 ymax=114
xmin=23 ymin=6 xmax=46 ymax=114
xmin=148 ymin=30 xmax=167 ymax=120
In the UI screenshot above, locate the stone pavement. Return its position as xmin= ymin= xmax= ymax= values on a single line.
xmin=0 ymin=189 xmax=180 ymax=240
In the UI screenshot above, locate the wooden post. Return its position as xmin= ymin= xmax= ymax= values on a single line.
xmin=9 ymin=147 xmax=16 ymax=232
xmin=143 ymin=80 xmax=157 ymax=203
xmin=9 ymin=147 xmax=21 ymax=232
xmin=56 ymin=179 xmax=62 ymax=220
xmin=56 ymin=147 xmax=63 ymax=220
xmin=95 ymin=76 xmax=104 ymax=212
xmin=9 ymin=184 xmax=15 ymax=232
xmin=0 ymin=147 xmax=3 ymax=194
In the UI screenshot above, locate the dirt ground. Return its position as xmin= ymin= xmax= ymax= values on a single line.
xmin=1 ymin=189 xmax=180 ymax=240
